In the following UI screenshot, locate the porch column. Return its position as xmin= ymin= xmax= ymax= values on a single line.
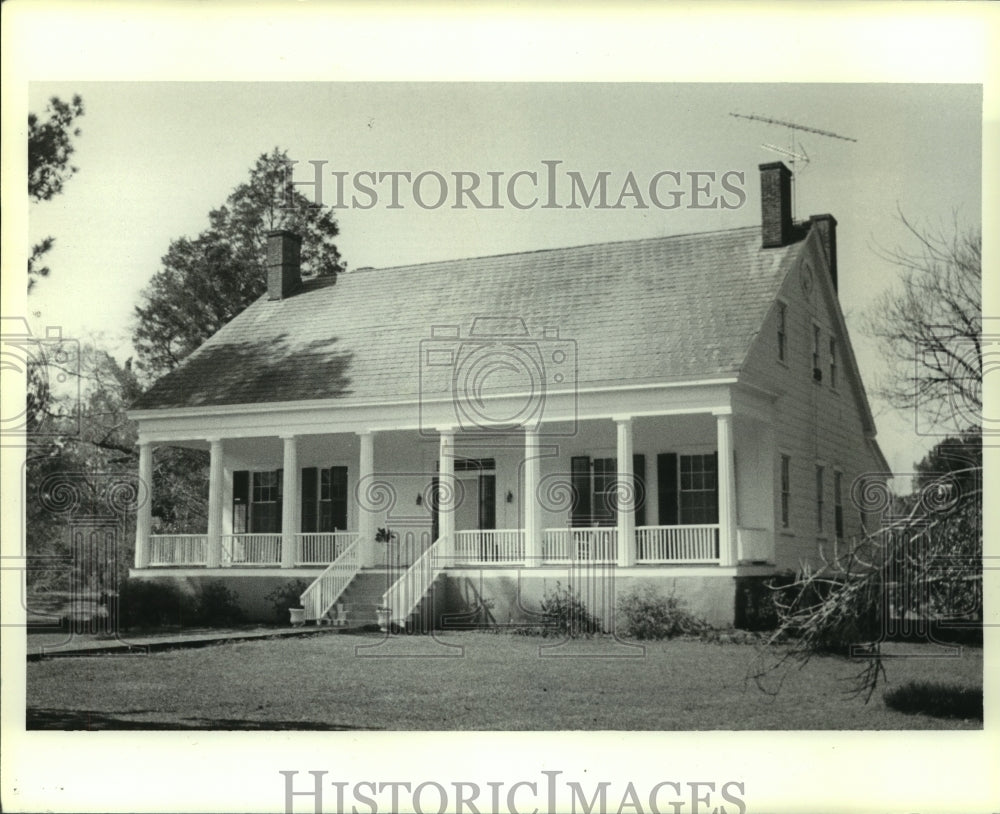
xmin=615 ymin=417 xmax=636 ymax=567
xmin=715 ymin=410 xmax=738 ymax=566
xmin=523 ymin=429 xmax=543 ymax=563
xmin=134 ymin=441 xmax=154 ymax=568
xmin=280 ymin=435 xmax=299 ymax=569
xmin=357 ymin=431 xmax=376 ymax=567
xmin=206 ymin=438 xmax=224 ymax=568
xmin=438 ymin=429 xmax=455 ymax=558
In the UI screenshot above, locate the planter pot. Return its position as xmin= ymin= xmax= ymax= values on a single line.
xmin=376 ymin=606 xmax=391 ymax=632
xmin=288 ymin=607 xmax=306 ymax=627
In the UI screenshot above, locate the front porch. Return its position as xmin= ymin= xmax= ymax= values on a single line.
xmin=134 ymin=405 xmax=779 ymax=577
xmin=130 ymin=382 xmax=780 ymax=627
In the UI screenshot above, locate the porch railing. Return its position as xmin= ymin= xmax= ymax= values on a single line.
xmin=636 ymin=524 xmax=719 ymax=563
xmin=149 ymin=534 xmax=207 ymax=566
xmin=542 ymin=528 xmax=618 ymax=562
xmin=454 ymin=529 xmax=525 ymax=564
xmin=221 ymin=533 xmax=281 ymax=566
xmin=381 ymin=534 xmax=446 ymax=629
xmin=300 ymin=540 xmax=360 ymax=622
xmin=296 ymin=532 xmax=358 ymax=566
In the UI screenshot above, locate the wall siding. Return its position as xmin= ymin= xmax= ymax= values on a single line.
xmin=739 ymin=229 xmax=886 ymax=572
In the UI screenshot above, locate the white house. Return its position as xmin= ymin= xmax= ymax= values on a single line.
xmin=127 ymin=162 xmax=889 ymax=629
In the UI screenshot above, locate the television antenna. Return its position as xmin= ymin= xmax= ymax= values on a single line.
xmin=729 ymin=112 xmax=857 ymax=217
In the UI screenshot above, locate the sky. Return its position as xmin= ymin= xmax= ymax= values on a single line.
xmin=25 ymin=81 xmax=983 ymax=480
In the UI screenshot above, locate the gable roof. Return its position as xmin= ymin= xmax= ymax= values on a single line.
xmin=130 ymin=225 xmax=806 ymax=411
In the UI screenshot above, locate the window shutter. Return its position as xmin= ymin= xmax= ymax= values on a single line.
xmin=330 ymin=466 xmax=348 ymax=530
xmin=710 ymin=452 xmax=720 ymax=524
xmin=633 ymin=453 xmax=646 ymax=527
xmin=571 ymin=456 xmax=591 ymax=527
xmin=301 ymin=467 xmax=318 ymax=533
xmin=276 ymin=469 xmax=284 ymax=533
xmin=233 ymin=471 xmax=249 ymax=504
xmin=232 ymin=470 xmax=249 ymax=535
xmin=657 ymin=453 xmax=678 ymax=526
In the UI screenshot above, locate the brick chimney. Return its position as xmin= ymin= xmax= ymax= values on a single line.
xmin=759 ymin=162 xmax=793 ymax=248
xmin=267 ymin=230 xmax=302 ymax=301
xmin=808 ymin=214 xmax=838 ymax=292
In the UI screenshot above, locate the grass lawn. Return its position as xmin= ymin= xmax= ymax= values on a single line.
xmin=26 ymin=631 xmax=982 ymax=730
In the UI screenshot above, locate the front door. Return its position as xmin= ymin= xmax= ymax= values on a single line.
xmin=455 ymin=474 xmax=480 ymax=532
xmin=431 ymin=469 xmax=496 ymax=555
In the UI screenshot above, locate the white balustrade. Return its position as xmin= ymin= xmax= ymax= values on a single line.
xmin=635 ymin=525 xmax=720 ymax=563
xmin=149 ymin=535 xmax=207 ymax=566
xmin=221 ymin=534 xmax=282 ymax=565
xmin=542 ymin=528 xmax=618 ymax=562
xmin=300 ymin=541 xmax=361 ymax=622
xmin=453 ymin=529 xmax=525 ymax=564
xmin=296 ymin=532 xmax=358 ymax=565
xmin=381 ymin=535 xmax=446 ymax=629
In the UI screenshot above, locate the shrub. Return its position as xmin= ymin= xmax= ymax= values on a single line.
xmin=266 ymin=579 xmax=310 ymax=623
xmin=195 ymin=581 xmax=244 ymax=627
xmin=735 ymin=572 xmax=796 ymax=631
xmin=513 ymin=582 xmax=601 ymax=637
xmin=884 ymin=680 xmax=982 ymax=720
xmin=616 ymin=584 xmax=708 ymax=640
xmin=117 ymin=579 xmax=190 ymax=630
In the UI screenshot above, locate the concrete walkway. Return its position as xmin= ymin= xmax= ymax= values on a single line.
xmin=26 ymin=623 xmax=348 ymax=660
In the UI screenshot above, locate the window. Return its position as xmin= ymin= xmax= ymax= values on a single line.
xmin=679 ymin=453 xmax=719 ymax=524
xmin=777 ymin=303 xmax=787 ymax=361
xmin=834 ymin=471 xmax=844 ymax=539
xmin=301 ymin=466 xmax=349 ymax=532
xmin=812 ymin=324 xmax=822 ymax=379
xmin=252 ymin=470 xmax=281 ymax=532
xmin=591 ymin=457 xmax=617 ymax=526
xmin=829 ymin=338 xmax=838 ymax=388
xmin=815 ymin=465 xmax=825 ymax=533
xmin=232 ymin=469 xmax=283 ymax=534
xmin=780 ymin=455 xmax=791 ymax=528
xmin=571 ymin=455 xmax=647 ymax=527
xmin=657 ymin=452 xmax=720 ymax=526
xmin=571 ymin=456 xmax=616 ymax=526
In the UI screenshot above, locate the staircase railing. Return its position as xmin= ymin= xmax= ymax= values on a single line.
xmin=380 ymin=535 xmax=446 ymax=629
xmin=300 ymin=540 xmax=360 ymax=622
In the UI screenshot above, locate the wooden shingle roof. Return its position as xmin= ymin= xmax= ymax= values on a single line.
xmin=131 ymin=225 xmax=805 ymax=410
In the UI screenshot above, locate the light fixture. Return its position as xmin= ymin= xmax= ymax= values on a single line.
xmin=506 ymin=490 xmax=514 ymax=504
xmin=416 ymin=494 xmax=423 ymax=506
